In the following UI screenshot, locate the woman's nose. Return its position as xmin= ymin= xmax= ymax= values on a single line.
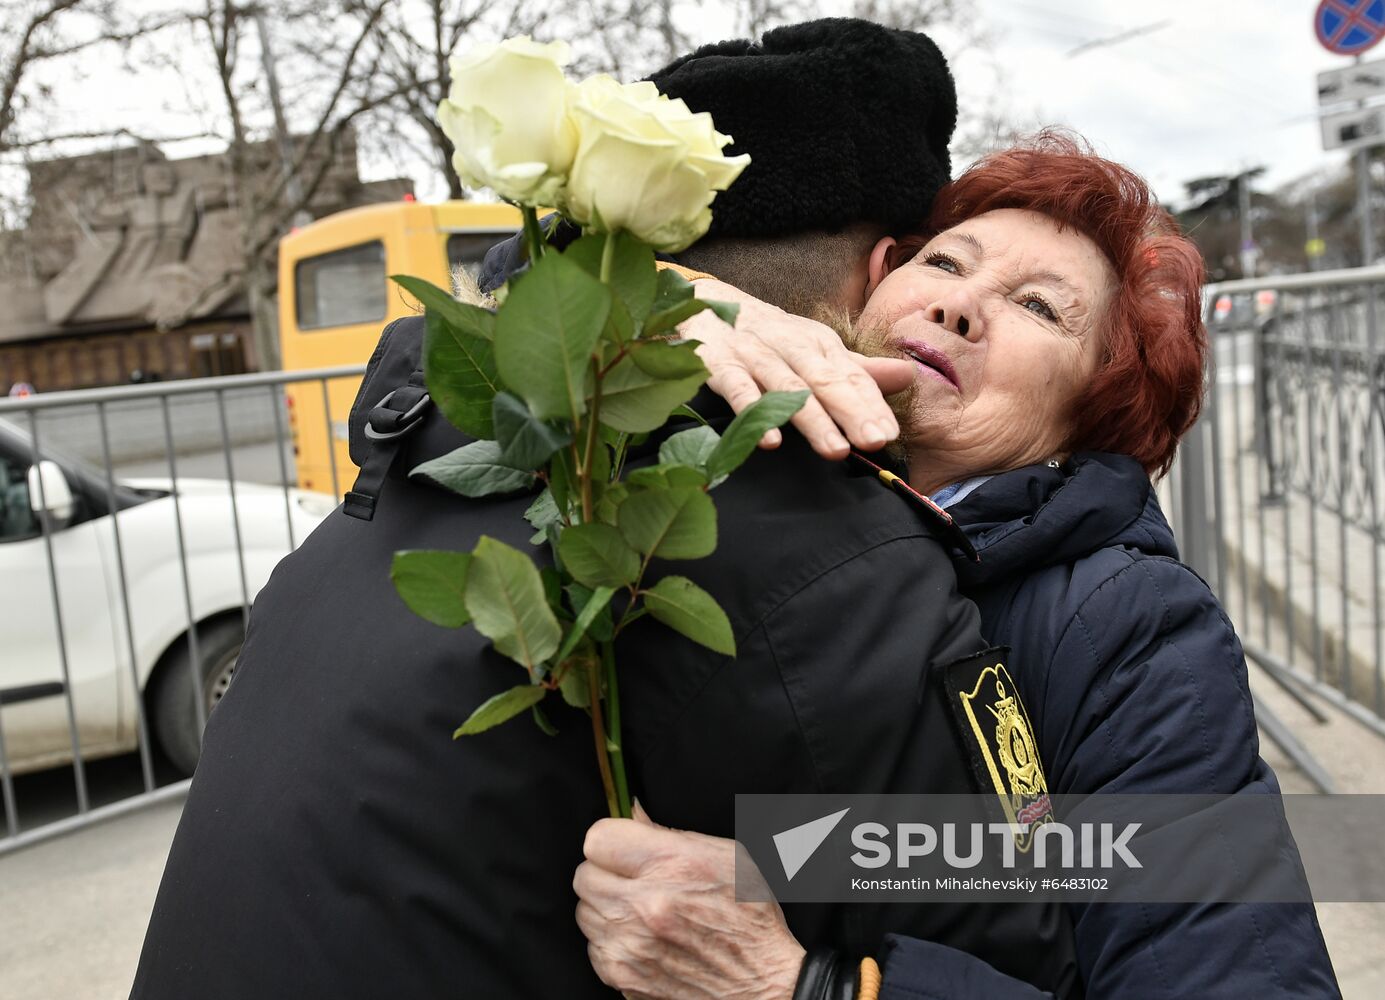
xmin=927 ymin=299 xmax=981 ymax=340
xmin=929 ymin=306 xmax=969 ymax=336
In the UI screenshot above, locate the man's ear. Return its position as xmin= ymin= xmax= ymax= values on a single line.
xmin=865 ymin=236 xmax=897 ymax=297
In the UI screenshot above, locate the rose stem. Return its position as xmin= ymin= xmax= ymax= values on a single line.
xmin=603 ymin=640 xmax=632 ymax=818
xmin=587 ymin=657 xmax=620 ymax=818
xmin=520 ymin=204 xmax=546 ymax=263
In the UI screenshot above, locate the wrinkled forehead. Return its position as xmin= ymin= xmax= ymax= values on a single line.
xmin=933 ymin=208 xmax=1116 ymax=302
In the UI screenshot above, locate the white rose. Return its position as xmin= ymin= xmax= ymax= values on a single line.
xmin=564 ymin=75 xmax=751 ymax=252
xmin=436 ymin=36 xmax=578 ymax=205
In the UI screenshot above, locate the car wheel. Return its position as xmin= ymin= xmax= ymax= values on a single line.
xmin=150 ymin=616 xmax=244 ymax=776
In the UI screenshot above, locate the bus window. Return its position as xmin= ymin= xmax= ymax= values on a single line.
xmin=446 ymin=231 xmax=514 ymax=280
xmin=295 ymin=241 xmax=387 ymax=330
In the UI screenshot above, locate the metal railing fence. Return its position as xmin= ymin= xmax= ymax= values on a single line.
xmin=0 ymin=364 xmax=364 ymax=855
xmin=8 ymin=266 xmax=1385 ymax=850
xmin=1180 ymin=264 xmax=1385 ymax=767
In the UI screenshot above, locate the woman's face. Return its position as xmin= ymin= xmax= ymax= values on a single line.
xmin=858 ymin=208 xmax=1115 ymax=482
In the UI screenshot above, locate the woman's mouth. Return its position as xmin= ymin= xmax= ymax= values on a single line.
xmin=897 ymin=339 xmax=960 ymax=392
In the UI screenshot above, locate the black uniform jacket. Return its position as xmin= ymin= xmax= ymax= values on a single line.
xmin=131 ymin=315 xmax=1079 ymax=999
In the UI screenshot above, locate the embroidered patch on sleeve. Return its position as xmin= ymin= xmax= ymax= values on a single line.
xmin=942 ymin=647 xmax=1054 ymax=853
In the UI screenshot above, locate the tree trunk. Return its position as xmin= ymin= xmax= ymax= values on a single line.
xmin=246 ymin=257 xmax=281 ymax=371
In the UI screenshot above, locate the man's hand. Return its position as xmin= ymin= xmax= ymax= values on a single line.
xmin=574 ymin=804 xmax=806 ymax=1000
xmin=682 ymin=279 xmax=913 ymax=460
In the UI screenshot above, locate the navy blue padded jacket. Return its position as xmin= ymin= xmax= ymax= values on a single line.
xmin=877 ymin=452 xmax=1340 ymax=998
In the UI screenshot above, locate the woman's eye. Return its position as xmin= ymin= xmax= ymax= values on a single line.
xmin=1021 ymin=295 xmax=1058 ymax=322
xmin=923 ymin=252 xmax=960 ymax=274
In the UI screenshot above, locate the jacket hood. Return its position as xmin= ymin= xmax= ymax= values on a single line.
xmin=945 ymin=451 xmax=1175 ymax=588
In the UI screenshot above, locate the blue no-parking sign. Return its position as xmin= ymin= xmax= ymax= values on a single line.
xmin=1316 ymin=0 xmax=1385 ymax=56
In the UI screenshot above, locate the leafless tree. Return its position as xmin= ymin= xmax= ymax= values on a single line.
xmin=0 ymin=0 xmax=194 ymax=154
xmin=362 ymin=0 xmax=997 ymax=207
xmin=158 ymin=0 xmax=411 ymax=368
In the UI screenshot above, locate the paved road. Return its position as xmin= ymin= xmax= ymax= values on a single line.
xmin=0 ymin=794 xmax=181 ymax=1000
xmin=113 ymin=438 xmax=300 ymax=490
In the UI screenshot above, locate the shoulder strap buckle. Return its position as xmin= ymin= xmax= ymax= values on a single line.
xmin=363 ymin=385 xmax=432 ymax=441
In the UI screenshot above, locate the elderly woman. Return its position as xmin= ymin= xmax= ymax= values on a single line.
xmin=573 ymin=136 xmax=1340 ymax=999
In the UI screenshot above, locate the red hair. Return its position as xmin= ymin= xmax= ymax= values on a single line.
xmin=889 ymin=131 xmax=1207 ymax=477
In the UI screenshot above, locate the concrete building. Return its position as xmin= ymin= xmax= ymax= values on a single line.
xmin=0 ymin=131 xmax=409 ymax=393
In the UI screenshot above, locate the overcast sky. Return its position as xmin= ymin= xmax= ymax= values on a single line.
xmin=6 ymin=0 xmax=1369 ymax=209
xmin=964 ymin=0 xmax=1355 ymax=202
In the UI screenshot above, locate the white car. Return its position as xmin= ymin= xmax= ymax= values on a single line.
xmin=0 ymin=417 xmax=334 ymax=777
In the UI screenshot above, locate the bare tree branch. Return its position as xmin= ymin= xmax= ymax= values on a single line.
xmin=0 ymin=0 xmax=88 ymax=150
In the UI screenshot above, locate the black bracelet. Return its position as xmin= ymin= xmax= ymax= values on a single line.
xmin=791 ymin=947 xmax=859 ymax=1000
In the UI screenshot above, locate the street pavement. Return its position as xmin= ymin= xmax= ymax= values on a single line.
xmin=0 ymin=797 xmax=181 ymax=1000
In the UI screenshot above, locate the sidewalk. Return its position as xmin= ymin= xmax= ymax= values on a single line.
xmin=0 ymin=799 xmax=181 ymax=1000
xmin=1252 ymin=664 xmax=1385 ymax=998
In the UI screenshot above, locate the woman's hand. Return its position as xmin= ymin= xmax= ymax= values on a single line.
xmin=682 ymin=279 xmax=914 ymax=460
xmin=574 ymin=804 xmax=806 ymax=1000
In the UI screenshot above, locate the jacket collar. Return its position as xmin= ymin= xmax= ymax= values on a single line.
xmin=944 ymin=452 xmax=1164 ymax=588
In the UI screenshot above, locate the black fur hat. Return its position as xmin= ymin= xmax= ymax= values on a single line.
xmin=647 ymin=17 xmax=957 ymax=240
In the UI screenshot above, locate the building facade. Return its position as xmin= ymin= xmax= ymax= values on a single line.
xmin=0 ymin=132 xmax=409 ymax=393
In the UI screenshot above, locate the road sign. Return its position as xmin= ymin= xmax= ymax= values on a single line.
xmin=1322 ymin=103 xmax=1385 ymax=150
xmin=1316 ymin=0 xmax=1385 ymax=56
xmin=1318 ymin=57 xmax=1385 ymax=103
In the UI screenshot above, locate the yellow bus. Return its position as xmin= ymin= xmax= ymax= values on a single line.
xmin=278 ymin=199 xmax=520 ymax=496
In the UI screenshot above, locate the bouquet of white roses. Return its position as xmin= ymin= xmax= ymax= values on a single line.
xmin=388 ymin=37 xmax=806 ymax=820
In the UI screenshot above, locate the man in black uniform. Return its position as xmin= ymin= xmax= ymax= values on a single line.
xmin=132 ymin=20 xmax=1078 ymax=999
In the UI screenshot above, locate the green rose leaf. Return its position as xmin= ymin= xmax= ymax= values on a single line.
xmin=625 ymin=463 xmax=708 ymax=490
xmin=454 ymin=684 xmax=547 ymax=737
xmin=548 ymin=447 xmax=575 ymax=515
xmin=643 ymin=269 xmax=714 ymax=336
xmin=540 ymin=565 xmax=565 ymax=615
xmin=422 ymin=310 xmax=501 ymax=439
xmin=531 ymin=703 xmax=559 ymax=736
xmin=520 ymin=487 xmax=559 ymax=540
xmin=494 ymin=252 xmax=610 ymax=423
xmin=558 ymin=662 xmax=591 ymax=708
xmin=605 ymin=296 xmax=635 ymax=344
xmin=463 ymin=536 xmax=562 ymax=670
xmin=565 ymin=231 xmax=657 ymax=322
xmin=703 ymin=298 xmax=739 ymax=327
xmin=705 ymin=390 xmax=810 ymax=484
xmin=630 ymin=339 xmax=708 ymax=379
xmin=392 ymin=274 xmax=496 ymax=340
xmin=643 ymin=575 xmax=735 ymax=656
xmin=411 ymin=440 xmax=536 ymax=498
xmin=595 ymin=482 xmax=628 ymax=526
xmin=658 ymin=425 xmax=720 ymax=472
xmin=651 ymin=267 xmax=695 ymax=311
xmin=559 ymin=522 xmax=641 ymax=588
xmin=566 ymin=583 xmax=616 ymax=643
xmin=599 ymin=355 xmax=706 ymax=433
xmin=555 ymin=584 xmax=618 ymax=663
xmin=618 ymin=485 xmax=717 ymax=560
xmin=671 ymin=403 xmax=708 ymax=426
xmin=390 ymin=550 xmax=472 ymax=628
xmin=644 ymin=297 xmax=711 ymax=337
xmin=492 ymin=392 xmax=572 ymax=470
